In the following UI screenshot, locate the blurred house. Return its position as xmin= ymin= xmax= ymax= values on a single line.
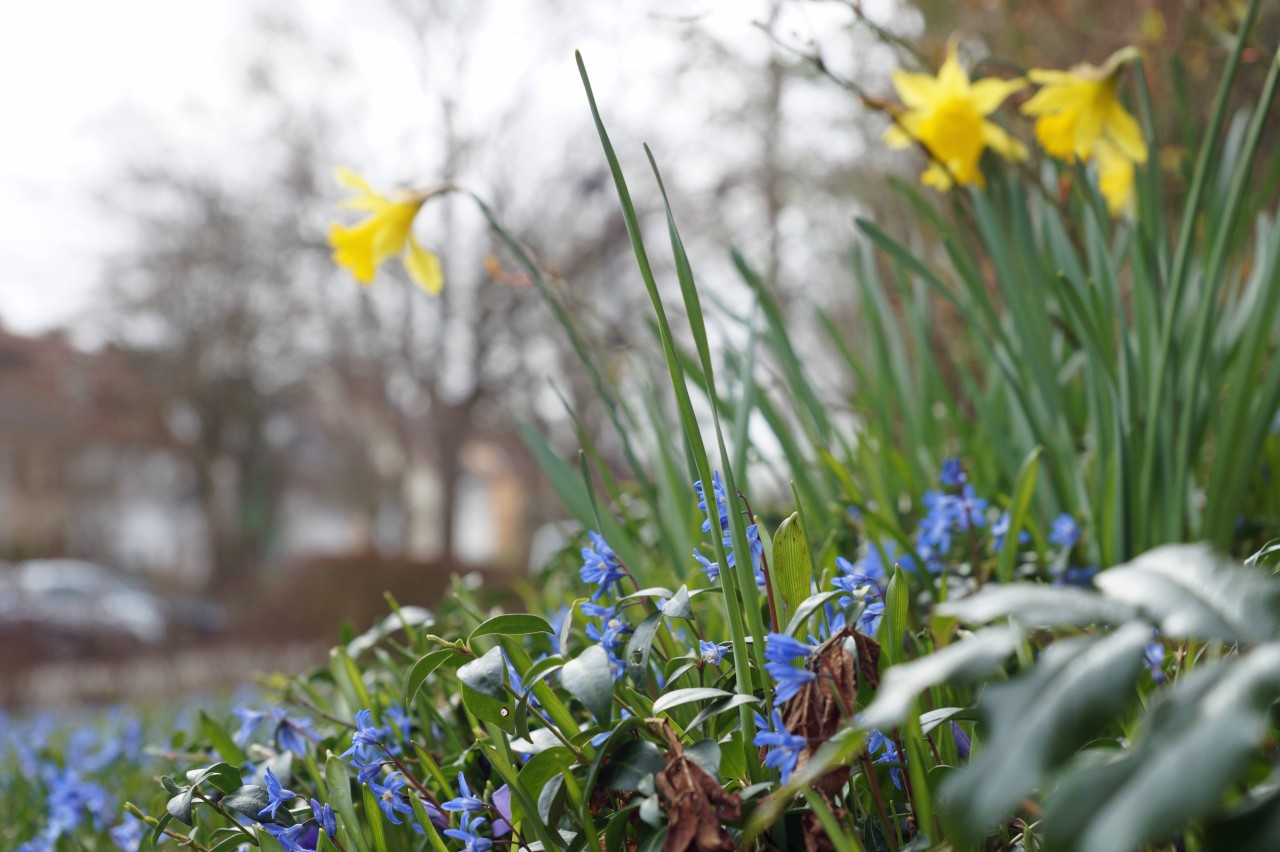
xmin=0 ymin=324 xmax=531 ymax=586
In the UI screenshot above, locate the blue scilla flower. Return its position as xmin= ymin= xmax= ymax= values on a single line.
xmin=765 ymin=633 xmax=814 ymax=664
xmin=232 ymin=707 xmax=265 ymax=747
xmin=990 ymin=511 xmax=1030 ymax=553
xmin=369 ymin=772 xmax=415 ymax=825
xmin=764 ymin=634 xmax=817 ymax=705
xmin=939 ymin=457 xmax=966 ymax=488
xmin=695 ymin=471 xmax=731 ymax=535
xmin=349 ymin=752 xmax=387 ymax=785
xmin=867 ymin=729 xmax=904 ymax=790
xmin=753 ymin=711 xmax=806 ymax=782
xmin=834 ymin=553 xmax=886 ymax=591
xmin=1053 ymin=565 xmax=1098 ymax=588
xmin=443 ymin=772 xmax=485 ymax=813
xmin=856 ymin=600 xmax=885 ymax=636
xmin=699 ymin=640 xmax=728 ymax=665
xmin=258 ymin=768 xmax=297 ymax=821
xmin=694 ymin=546 xmax=734 ymax=582
xmin=445 ymin=811 xmax=494 ymax=852
xmin=1145 ymin=639 xmax=1166 ymax=685
xmin=310 ymin=798 xmax=337 ymax=837
xmin=263 ymin=822 xmax=315 ymax=852
xmin=267 ymin=708 xmax=316 ymax=757
xmin=1049 ymin=513 xmax=1080 ymax=549
xmin=340 ymin=709 xmax=386 ymax=763
xmin=579 ymin=531 xmax=625 ymax=600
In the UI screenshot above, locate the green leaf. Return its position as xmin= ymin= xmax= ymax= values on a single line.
xmin=772 ymin=512 xmax=815 ymax=628
xmin=186 ymin=762 xmax=242 ymax=795
xmin=686 ymin=693 xmax=761 ymax=732
xmin=200 ymin=711 xmax=248 ymax=767
xmin=1045 ymin=643 xmax=1280 ymax=852
xmin=469 ymin=613 xmax=554 ymax=641
xmin=784 ymin=590 xmax=846 ymax=638
xmin=625 ymin=611 xmax=665 ymax=690
xmin=940 ymin=622 xmax=1150 ymax=844
xmin=363 ymin=784 xmax=389 ymax=852
xmin=404 ymin=648 xmax=463 ymax=706
xmin=513 ymin=747 xmax=576 ymax=832
xmin=220 ymin=785 xmax=269 ymax=823
xmin=600 ymin=740 xmax=665 ymax=792
xmin=684 ymin=739 xmax=721 ymax=777
xmin=457 ymin=646 xmax=508 ymax=699
xmin=939 ymin=584 xmax=1138 ymax=629
xmin=660 ymin=585 xmax=692 ymax=618
xmin=996 ymin=447 xmax=1042 ymax=583
xmin=880 ymin=564 xmax=910 ymax=665
xmin=860 ymin=626 xmax=1023 ymax=729
xmin=325 ymin=753 xmax=367 ymax=852
xmin=166 ymin=788 xmax=195 ymax=825
xmin=562 ymin=645 xmax=614 ymax=723
xmin=652 ymin=687 xmax=735 ymax=716
xmin=1095 ymin=544 xmax=1280 ymax=645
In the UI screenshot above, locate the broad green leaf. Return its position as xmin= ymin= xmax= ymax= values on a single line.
xmin=652 ymin=687 xmax=735 ymax=716
xmin=939 ymin=584 xmax=1138 ymax=629
xmin=562 ymin=645 xmax=614 ymax=723
xmin=860 ymin=626 xmax=1023 ymax=728
xmin=185 ymin=762 xmax=242 ymax=794
xmin=772 ymin=512 xmax=815 ymax=628
xmin=625 ymin=610 xmax=665 ymax=689
xmin=684 ymin=739 xmax=721 ymax=778
xmin=220 ymin=785 xmax=269 ymax=823
xmin=404 ymin=648 xmax=463 ymax=706
xmin=660 ymin=585 xmax=692 ymax=618
xmin=1095 ymin=544 xmax=1280 ymax=644
xmin=686 ymin=693 xmax=761 ymax=731
xmin=784 ymin=590 xmax=846 ymax=638
xmin=165 ymin=788 xmax=194 ymax=825
xmin=1044 ymin=643 xmax=1280 ymax=852
xmin=940 ymin=623 xmax=1150 ymax=844
xmin=600 ymin=740 xmax=665 ymax=791
xmin=469 ymin=613 xmax=554 ymax=642
xmin=511 ymin=746 xmax=574 ymax=837
xmin=457 ymin=646 xmax=508 ymax=700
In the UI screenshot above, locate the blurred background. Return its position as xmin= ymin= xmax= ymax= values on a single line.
xmin=0 ymin=0 xmax=1264 ymax=708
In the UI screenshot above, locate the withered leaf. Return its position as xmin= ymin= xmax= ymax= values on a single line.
xmin=653 ymin=722 xmax=742 ymax=852
xmin=783 ymin=627 xmax=881 ymax=790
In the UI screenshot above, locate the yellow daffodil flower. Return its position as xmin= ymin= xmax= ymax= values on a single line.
xmin=328 ymin=167 xmax=443 ymax=295
xmin=1021 ymin=47 xmax=1147 ymax=216
xmin=884 ymin=44 xmax=1027 ymax=191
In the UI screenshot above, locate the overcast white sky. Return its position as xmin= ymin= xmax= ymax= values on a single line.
xmin=0 ymin=0 xmax=904 ymax=336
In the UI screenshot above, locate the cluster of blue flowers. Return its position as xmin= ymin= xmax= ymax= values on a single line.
xmin=840 ymin=458 xmax=1091 ymax=594
xmin=693 ymin=472 xmax=765 ymax=586
xmin=5 ymin=710 xmax=146 ymax=852
xmin=866 ymin=729 xmax=904 ymax=790
xmin=232 ymin=705 xmax=318 ymax=757
xmin=764 ymin=633 xmax=818 ymax=705
xmin=753 ymin=710 xmax=807 ymax=783
xmin=578 ymin=530 xmax=633 ymax=680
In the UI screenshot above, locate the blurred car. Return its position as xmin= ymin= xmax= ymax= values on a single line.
xmin=0 ymin=559 xmax=225 ymax=661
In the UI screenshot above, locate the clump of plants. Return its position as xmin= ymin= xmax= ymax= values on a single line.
xmin=60 ymin=0 xmax=1280 ymax=849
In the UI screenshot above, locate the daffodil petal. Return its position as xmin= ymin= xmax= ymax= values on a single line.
xmin=936 ymin=44 xmax=969 ymax=96
xmin=329 ymin=221 xmax=379 ymax=284
xmin=1094 ymin=141 xmax=1136 ymax=217
xmin=970 ymin=77 xmax=1026 ymax=114
xmin=891 ymin=69 xmax=941 ymax=109
xmin=983 ymin=122 xmax=1028 ymax=162
xmin=334 ymin=167 xmax=375 ymax=196
xmin=1105 ymin=100 xmax=1148 ymax=163
xmin=883 ymin=123 xmax=916 ymax=149
xmin=404 ymin=236 xmax=444 ymax=295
